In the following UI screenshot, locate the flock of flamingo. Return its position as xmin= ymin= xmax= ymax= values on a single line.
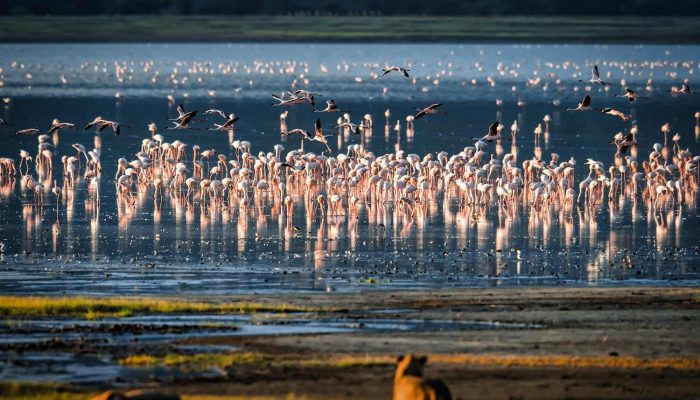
xmin=0 ymin=60 xmax=698 ymax=253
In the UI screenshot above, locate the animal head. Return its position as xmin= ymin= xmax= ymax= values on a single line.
xmin=395 ymin=354 xmax=428 ymax=379
xmin=90 ymin=391 xmax=126 ymax=400
xmin=91 ymin=390 xmax=180 ymax=400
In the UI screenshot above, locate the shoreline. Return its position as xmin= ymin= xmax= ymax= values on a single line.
xmin=1 ymin=16 xmax=699 ymax=44
xmin=1 ymin=287 xmax=698 ymax=399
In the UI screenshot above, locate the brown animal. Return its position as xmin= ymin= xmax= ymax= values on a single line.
xmin=393 ymin=354 xmax=451 ymax=400
xmin=90 ymin=389 xmax=180 ymax=400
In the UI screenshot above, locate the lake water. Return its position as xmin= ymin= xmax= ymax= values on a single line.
xmin=0 ymin=43 xmax=698 ymax=295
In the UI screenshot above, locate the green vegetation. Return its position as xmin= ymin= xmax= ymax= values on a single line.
xmin=0 ymin=382 xmax=89 ymax=400
xmin=121 ymin=351 xmax=267 ymax=369
xmin=429 ymin=353 xmax=700 ymax=370
xmin=119 ymin=350 xmax=700 ymax=371
xmin=4 ymin=352 xmax=698 ymax=399
xmin=0 ymin=15 xmax=698 ymax=43
xmin=2 ymin=0 xmax=698 ymax=17
xmin=120 ymin=351 xmax=392 ymax=370
xmin=0 ymin=296 xmax=324 ymax=319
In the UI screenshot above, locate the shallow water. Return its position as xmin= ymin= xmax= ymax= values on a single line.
xmin=0 ymin=43 xmax=698 ymax=100
xmin=0 ymin=312 xmax=537 ymax=384
xmin=0 ymin=43 xmax=699 ymax=296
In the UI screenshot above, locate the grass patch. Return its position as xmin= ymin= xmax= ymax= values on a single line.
xmin=120 ymin=352 xmax=267 ymax=369
xmin=120 ymin=350 xmax=700 ymax=371
xmin=0 ymin=381 xmax=90 ymax=400
xmin=4 ymin=352 xmax=697 ymax=399
xmin=0 ymin=15 xmax=698 ymax=43
xmin=0 ymin=296 xmax=324 ymax=319
xmin=120 ymin=351 xmax=392 ymax=370
xmin=296 ymin=354 xmax=392 ymax=369
xmin=429 ymin=353 xmax=700 ymax=370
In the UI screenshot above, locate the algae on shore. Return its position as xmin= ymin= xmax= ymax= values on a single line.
xmin=0 ymin=296 xmax=325 ymax=319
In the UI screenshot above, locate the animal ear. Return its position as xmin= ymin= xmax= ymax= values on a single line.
xmin=397 ymin=355 xmax=405 ymax=363
xmin=418 ymin=356 xmax=428 ymax=365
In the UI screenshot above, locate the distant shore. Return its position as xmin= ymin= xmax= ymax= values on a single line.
xmin=0 ymin=15 xmax=698 ymax=43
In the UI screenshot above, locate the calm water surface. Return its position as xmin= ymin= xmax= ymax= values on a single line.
xmin=0 ymin=43 xmax=698 ymax=295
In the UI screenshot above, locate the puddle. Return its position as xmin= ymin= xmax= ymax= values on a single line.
xmin=0 ymin=311 xmax=540 ymax=384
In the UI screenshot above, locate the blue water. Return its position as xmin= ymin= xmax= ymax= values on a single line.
xmin=0 ymin=43 xmax=698 ymax=295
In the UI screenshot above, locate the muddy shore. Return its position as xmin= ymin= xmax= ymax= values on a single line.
xmin=2 ymin=287 xmax=699 ymax=399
